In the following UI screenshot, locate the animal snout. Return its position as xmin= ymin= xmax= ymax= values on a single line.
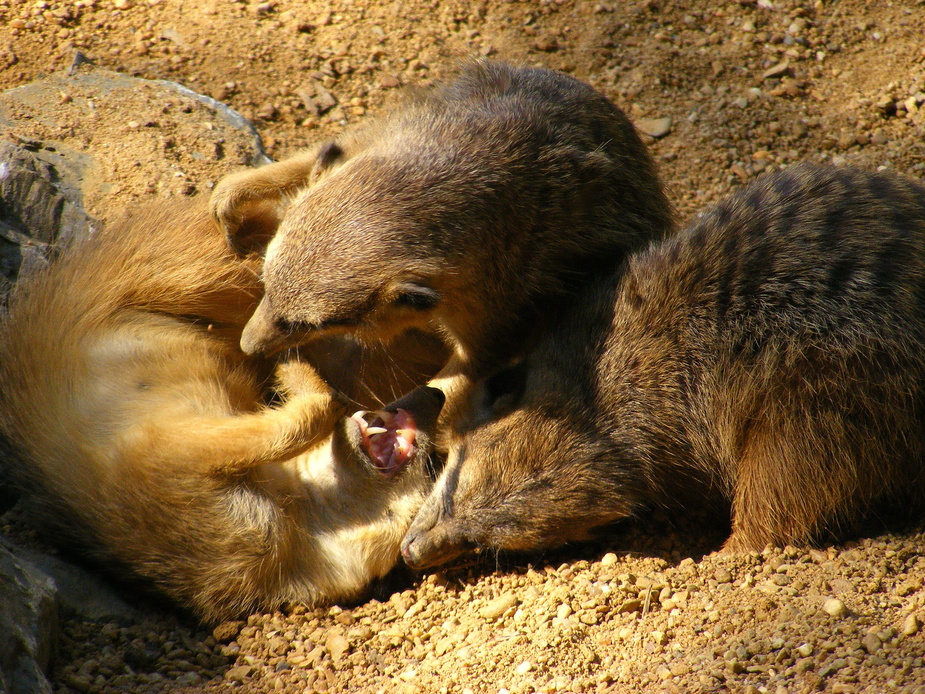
xmin=388 ymin=386 xmax=445 ymax=432
xmin=400 ymin=517 xmax=472 ymax=570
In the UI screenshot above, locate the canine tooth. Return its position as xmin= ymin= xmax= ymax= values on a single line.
xmin=365 ymin=426 xmax=388 ymax=435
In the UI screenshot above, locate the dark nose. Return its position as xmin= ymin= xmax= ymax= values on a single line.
xmin=384 ymin=386 xmax=445 ymax=431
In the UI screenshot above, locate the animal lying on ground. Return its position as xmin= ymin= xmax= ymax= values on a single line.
xmin=401 ymin=164 xmax=925 ymax=568
xmin=209 ymin=59 xmax=672 ymax=447
xmin=0 ymin=201 xmax=444 ymax=621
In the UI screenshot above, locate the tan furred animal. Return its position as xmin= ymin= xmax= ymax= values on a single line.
xmin=0 ymin=202 xmax=444 ymax=622
xmin=402 ymin=165 xmax=925 ymax=569
xmin=209 ymin=60 xmax=672 ymax=444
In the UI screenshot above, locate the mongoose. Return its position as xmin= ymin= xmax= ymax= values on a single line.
xmin=401 ymin=164 xmax=925 ymax=568
xmin=0 ymin=201 xmax=444 ymax=622
xmin=209 ymin=60 xmax=672 ymax=438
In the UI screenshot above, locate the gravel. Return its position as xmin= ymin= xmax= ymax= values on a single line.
xmin=1 ymin=1 xmax=925 ymax=693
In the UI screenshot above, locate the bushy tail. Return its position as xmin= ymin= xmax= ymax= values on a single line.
xmin=0 ymin=200 xmax=262 ymax=455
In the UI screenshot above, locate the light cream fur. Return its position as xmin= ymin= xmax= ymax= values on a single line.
xmin=0 ymin=202 xmax=438 ymax=622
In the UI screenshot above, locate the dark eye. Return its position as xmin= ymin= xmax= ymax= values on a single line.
xmin=482 ymin=362 xmax=527 ymax=414
xmin=275 ymin=318 xmax=311 ymax=334
xmin=393 ymin=283 xmax=440 ymax=311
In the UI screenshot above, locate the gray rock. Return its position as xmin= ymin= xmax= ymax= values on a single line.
xmin=18 ymin=549 xmax=140 ymax=624
xmin=0 ymin=539 xmax=57 ymax=694
xmin=0 ymin=141 xmax=95 ymax=287
xmin=155 ymin=79 xmax=271 ymax=166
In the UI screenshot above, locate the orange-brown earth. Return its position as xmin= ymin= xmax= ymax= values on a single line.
xmin=1 ymin=1 xmax=924 ymax=692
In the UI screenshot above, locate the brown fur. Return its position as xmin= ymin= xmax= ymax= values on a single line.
xmin=402 ymin=165 xmax=925 ymax=568
xmin=209 ymin=60 xmax=672 ymax=433
xmin=0 ymin=201 xmax=444 ymax=621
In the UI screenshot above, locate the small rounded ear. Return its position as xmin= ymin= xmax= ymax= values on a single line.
xmin=481 ymin=361 xmax=528 ymax=417
xmin=211 ymin=142 xmax=346 ymax=257
xmin=572 ymin=148 xmax=614 ymax=198
xmin=577 ymin=149 xmax=614 ymax=184
xmin=309 ymin=141 xmax=345 ymax=184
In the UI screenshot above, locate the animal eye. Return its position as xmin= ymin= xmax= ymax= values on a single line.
xmin=275 ymin=318 xmax=311 ymax=334
xmin=482 ymin=362 xmax=527 ymax=414
xmin=392 ymin=283 xmax=440 ymax=311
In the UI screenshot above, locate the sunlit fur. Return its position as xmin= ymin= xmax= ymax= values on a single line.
xmin=0 ymin=202 xmax=441 ymax=622
xmin=210 ymin=60 xmax=672 ymax=437
xmin=404 ymin=165 xmax=925 ymax=567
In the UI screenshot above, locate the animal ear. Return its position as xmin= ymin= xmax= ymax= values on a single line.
xmin=211 ymin=141 xmax=346 ymax=256
xmin=480 ymin=361 xmax=528 ymax=417
xmin=309 ymin=141 xmax=345 ymax=184
xmin=567 ymin=148 xmax=618 ymax=216
xmin=574 ymin=149 xmax=614 ymax=191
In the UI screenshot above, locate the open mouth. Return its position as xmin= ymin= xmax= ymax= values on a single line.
xmin=351 ymin=408 xmax=418 ymax=477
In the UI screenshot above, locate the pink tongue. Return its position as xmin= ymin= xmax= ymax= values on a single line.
xmin=351 ymin=408 xmax=418 ymax=476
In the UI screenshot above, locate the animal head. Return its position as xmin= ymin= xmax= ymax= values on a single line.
xmin=400 ymin=362 xmax=643 ymax=569
xmin=317 ymin=384 xmax=446 ymax=587
xmin=223 ymin=61 xmax=672 ymax=363
xmin=239 ymin=140 xmax=455 ymax=355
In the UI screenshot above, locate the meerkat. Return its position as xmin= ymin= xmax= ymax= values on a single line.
xmin=400 ymin=164 xmax=925 ymax=568
xmin=0 ymin=200 xmax=444 ymax=621
xmin=209 ymin=60 xmax=672 ymax=451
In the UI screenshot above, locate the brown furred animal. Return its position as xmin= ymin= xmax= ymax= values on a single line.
xmin=209 ymin=60 xmax=672 ymax=438
xmin=402 ymin=165 xmax=925 ymax=568
xmin=0 ymin=201 xmax=444 ymax=622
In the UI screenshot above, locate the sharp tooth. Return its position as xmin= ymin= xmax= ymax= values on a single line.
xmin=365 ymin=426 xmax=388 ymax=435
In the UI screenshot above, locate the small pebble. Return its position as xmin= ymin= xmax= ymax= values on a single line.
xmin=862 ymin=632 xmax=881 ymax=653
xmin=822 ymin=598 xmax=848 ymax=618
xmin=324 ymin=632 xmax=349 ymax=662
xmin=636 ymin=117 xmax=672 ymax=139
xmin=480 ymin=594 xmax=519 ymax=620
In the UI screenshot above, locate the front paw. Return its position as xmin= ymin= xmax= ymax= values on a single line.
xmin=275 ymin=360 xmax=331 ymax=399
xmin=210 ymin=171 xmax=251 ymax=241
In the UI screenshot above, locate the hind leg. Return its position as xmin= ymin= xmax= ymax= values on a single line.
xmin=723 ymin=417 xmax=846 ymax=552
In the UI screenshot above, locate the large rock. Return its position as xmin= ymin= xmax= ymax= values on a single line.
xmin=19 ymin=549 xmax=141 ymax=624
xmin=0 ymin=141 xmax=95 ymax=290
xmin=0 ymin=540 xmax=57 ymax=694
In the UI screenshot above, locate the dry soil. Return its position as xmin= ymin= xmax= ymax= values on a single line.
xmin=1 ymin=1 xmax=925 ymax=693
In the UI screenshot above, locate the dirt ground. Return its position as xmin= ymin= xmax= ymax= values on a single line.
xmin=2 ymin=0 xmax=925 ymax=693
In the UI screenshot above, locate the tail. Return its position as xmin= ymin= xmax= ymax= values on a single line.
xmin=48 ymin=201 xmax=262 ymax=325
xmin=0 ymin=200 xmax=262 ymax=472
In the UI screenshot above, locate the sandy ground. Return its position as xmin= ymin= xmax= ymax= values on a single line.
xmin=1 ymin=0 xmax=925 ymax=692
